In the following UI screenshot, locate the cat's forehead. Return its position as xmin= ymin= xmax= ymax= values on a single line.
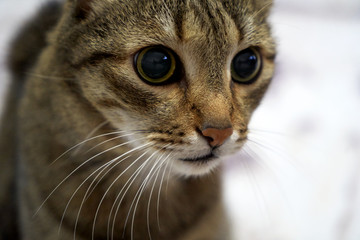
xmin=180 ymin=1 xmax=239 ymax=45
xmin=104 ymin=0 xmax=258 ymax=53
xmin=68 ymin=0 xmax=274 ymax=68
xmin=96 ymin=0 xmax=266 ymax=44
xmin=130 ymin=0 xmax=244 ymax=43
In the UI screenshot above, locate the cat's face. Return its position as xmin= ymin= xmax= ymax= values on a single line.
xmin=59 ymin=0 xmax=275 ymax=176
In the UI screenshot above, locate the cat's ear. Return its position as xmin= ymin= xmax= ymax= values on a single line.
xmin=74 ymin=0 xmax=93 ymax=19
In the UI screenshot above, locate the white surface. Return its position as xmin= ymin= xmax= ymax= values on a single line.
xmin=224 ymin=4 xmax=360 ymax=240
xmin=0 ymin=0 xmax=45 ymax=114
xmin=1 ymin=1 xmax=360 ymax=240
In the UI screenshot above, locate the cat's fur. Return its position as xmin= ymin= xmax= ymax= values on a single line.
xmin=0 ymin=0 xmax=275 ymax=239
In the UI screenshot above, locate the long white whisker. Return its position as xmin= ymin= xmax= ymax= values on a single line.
xmin=249 ymin=128 xmax=291 ymax=138
xmin=241 ymin=154 xmax=269 ymax=220
xmin=248 ymin=135 xmax=288 ymax=158
xmin=84 ymin=132 xmax=138 ymax=154
xmin=156 ymin=152 xmax=172 ymax=230
xmin=165 ymin=157 xmax=175 ymax=200
xmin=89 ymin=142 xmax=152 ymax=240
xmin=123 ymin=150 xmax=164 ymax=239
xmin=105 ymin=150 xmax=150 ymax=240
xmin=110 ymin=144 xmax=170 ymax=240
xmin=130 ymin=166 xmax=158 ymax=240
xmin=130 ymin=151 xmax=169 ymax=240
xmin=34 ymin=136 xmax=147 ymax=217
xmin=243 ymin=144 xmax=291 ymax=206
xmin=111 ymin=150 xmax=158 ymax=240
xmin=71 ymin=156 xmax=132 ymax=239
xmin=72 ymin=151 xmax=136 ymax=240
xmin=83 ymin=142 xmax=151 ymax=202
xmin=247 ymin=137 xmax=299 ymax=170
xmin=51 ymin=130 xmax=130 ymax=166
xmin=58 ymin=156 xmax=116 ymax=236
xmin=146 ymin=152 xmax=170 ymax=240
xmin=64 ymin=142 xmax=149 ymax=238
xmin=71 ymin=121 xmax=109 ymax=156
xmin=109 ymin=153 xmax=150 ymax=240
xmin=242 ymin=144 xmax=269 ymax=171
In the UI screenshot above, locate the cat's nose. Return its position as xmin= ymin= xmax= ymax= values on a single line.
xmin=201 ymin=127 xmax=233 ymax=147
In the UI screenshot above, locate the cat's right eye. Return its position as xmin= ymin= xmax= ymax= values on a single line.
xmin=134 ymin=46 xmax=177 ymax=84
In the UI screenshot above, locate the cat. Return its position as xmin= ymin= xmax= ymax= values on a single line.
xmin=0 ymin=0 xmax=275 ymax=239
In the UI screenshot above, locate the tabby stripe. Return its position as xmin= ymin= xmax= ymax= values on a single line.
xmin=249 ymin=77 xmax=272 ymax=99
xmin=172 ymin=0 xmax=185 ymax=40
xmin=102 ymin=69 xmax=159 ymax=110
xmin=96 ymin=98 xmax=126 ymax=109
xmin=198 ymin=1 xmax=228 ymax=38
xmin=188 ymin=1 xmax=210 ymax=34
xmin=71 ymin=52 xmax=120 ymax=69
xmin=264 ymin=53 xmax=276 ymax=61
xmin=220 ymin=1 xmax=245 ymax=41
xmin=198 ymin=1 xmax=216 ymax=32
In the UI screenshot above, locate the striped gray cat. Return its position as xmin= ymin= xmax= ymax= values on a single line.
xmin=0 ymin=0 xmax=275 ymax=239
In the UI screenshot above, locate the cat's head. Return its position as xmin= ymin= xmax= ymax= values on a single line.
xmin=55 ymin=0 xmax=275 ymax=177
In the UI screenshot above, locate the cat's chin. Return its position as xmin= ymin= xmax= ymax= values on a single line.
xmin=171 ymin=157 xmax=222 ymax=177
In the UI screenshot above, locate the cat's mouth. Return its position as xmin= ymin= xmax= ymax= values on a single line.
xmin=180 ymin=152 xmax=217 ymax=163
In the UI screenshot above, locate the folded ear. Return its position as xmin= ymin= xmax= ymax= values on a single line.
xmin=74 ymin=0 xmax=93 ymax=19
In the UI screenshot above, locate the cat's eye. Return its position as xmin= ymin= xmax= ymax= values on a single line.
xmin=135 ymin=46 xmax=177 ymax=84
xmin=231 ymin=47 xmax=261 ymax=84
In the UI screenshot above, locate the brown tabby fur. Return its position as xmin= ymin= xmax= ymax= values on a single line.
xmin=0 ymin=0 xmax=275 ymax=239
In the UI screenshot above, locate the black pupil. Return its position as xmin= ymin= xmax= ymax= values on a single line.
xmin=233 ymin=49 xmax=258 ymax=79
xmin=141 ymin=48 xmax=172 ymax=79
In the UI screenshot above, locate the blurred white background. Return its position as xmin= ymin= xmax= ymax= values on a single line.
xmin=0 ymin=0 xmax=360 ymax=239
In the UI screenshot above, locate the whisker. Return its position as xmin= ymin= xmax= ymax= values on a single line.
xmin=241 ymin=144 xmax=270 ymax=171
xmin=247 ymin=136 xmax=299 ymax=170
xmin=165 ymin=157 xmax=175 ymax=200
xmin=71 ymin=121 xmax=109 ymax=156
xmin=146 ymin=152 xmax=171 ymax=239
xmin=240 ymin=153 xmax=270 ymax=220
xmin=80 ymin=140 xmax=152 ymax=204
xmin=58 ymin=155 xmax=118 ymax=236
xmin=130 ymin=151 xmax=169 ymax=240
xmin=123 ymin=149 xmax=167 ymax=239
xmin=34 ymin=136 xmax=147 ymax=217
xmin=84 ymin=132 xmax=138 ymax=154
xmin=86 ymin=143 xmax=152 ymax=202
xmin=106 ymin=150 xmax=152 ymax=240
xmin=50 ymin=130 xmax=128 ymax=166
xmin=243 ymin=144 xmax=292 ymax=207
xmin=145 ymin=154 xmax=165 ymax=240
xmin=65 ymin=142 xmax=150 ymax=238
xmin=156 ymin=152 xmax=172 ymax=231
xmin=249 ymin=128 xmax=292 ymax=138
xmin=72 ymin=150 xmax=139 ymax=239
xmin=130 ymin=162 xmax=159 ymax=240
xmin=88 ymin=143 xmax=152 ymax=240
xmin=111 ymin=150 xmax=160 ymax=240
xmin=59 ymin=156 xmax=130 ymax=236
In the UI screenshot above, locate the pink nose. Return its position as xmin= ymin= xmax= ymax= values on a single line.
xmin=201 ymin=127 xmax=233 ymax=147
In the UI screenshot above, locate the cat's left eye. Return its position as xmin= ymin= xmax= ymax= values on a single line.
xmin=134 ymin=46 xmax=177 ymax=84
xmin=231 ymin=47 xmax=262 ymax=84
